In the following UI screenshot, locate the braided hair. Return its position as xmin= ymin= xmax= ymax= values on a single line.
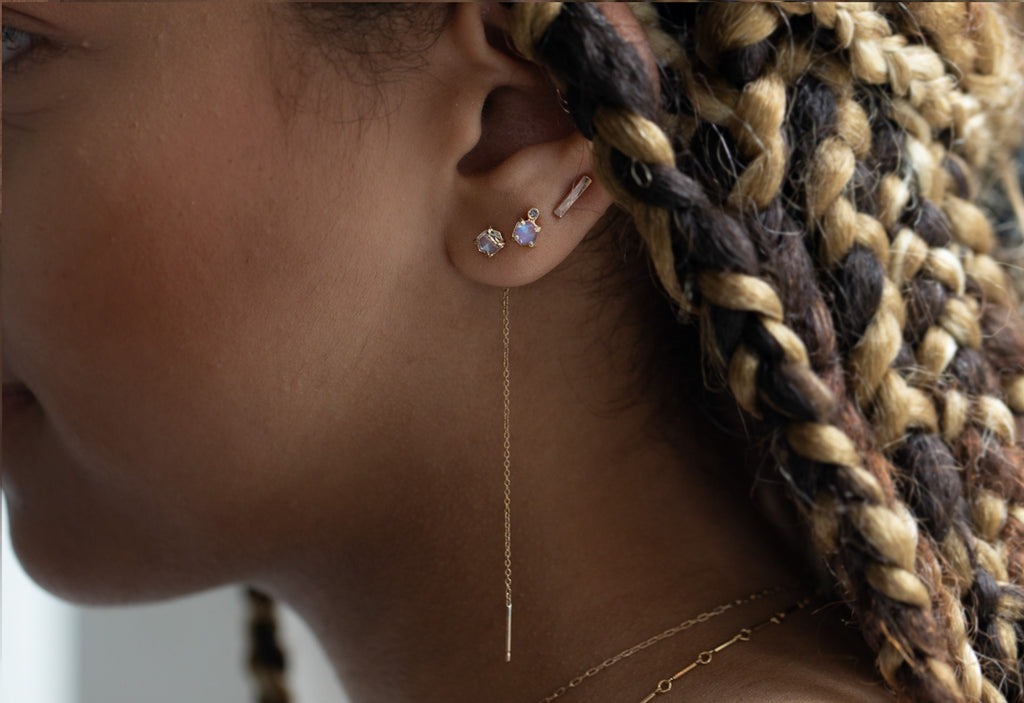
xmin=505 ymin=3 xmax=1024 ymax=702
xmin=247 ymin=588 xmax=291 ymax=703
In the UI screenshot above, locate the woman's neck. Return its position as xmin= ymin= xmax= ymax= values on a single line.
xmin=262 ymin=394 xmax=803 ymax=702
xmin=252 ymin=262 xmax=810 ymax=702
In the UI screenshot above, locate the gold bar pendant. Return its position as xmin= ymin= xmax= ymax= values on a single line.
xmin=505 ymin=603 xmax=512 ymax=662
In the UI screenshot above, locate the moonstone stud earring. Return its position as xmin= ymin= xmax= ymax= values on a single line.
xmin=512 ymin=208 xmax=541 ymax=247
xmin=476 ymin=227 xmax=505 ymax=257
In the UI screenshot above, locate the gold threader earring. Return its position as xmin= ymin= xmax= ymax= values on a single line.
xmin=485 ymin=178 xmax=593 ymax=660
xmin=501 ymin=286 xmax=513 ymax=662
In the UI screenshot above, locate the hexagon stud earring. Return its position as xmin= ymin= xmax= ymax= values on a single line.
xmin=512 ymin=208 xmax=541 ymax=247
xmin=476 ymin=227 xmax=505 ymax=257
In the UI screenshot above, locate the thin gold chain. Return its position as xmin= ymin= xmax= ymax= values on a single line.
xmin=502 ymin=287 xmax=513 ymax=663
xmin=638 ymin=596 xmax=811 ymax=702
xmin=539 ymin=587 xmax=790 ymax=702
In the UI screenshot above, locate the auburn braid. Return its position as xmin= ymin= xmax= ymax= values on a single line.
xmin=509 ymin=3 xmax=1024 ymax=701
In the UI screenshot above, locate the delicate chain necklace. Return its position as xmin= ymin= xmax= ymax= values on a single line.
xmin=538 ymin=586 xmax=801 ymax=702
xmin=637 ymin=595 xmax=811 ymax=702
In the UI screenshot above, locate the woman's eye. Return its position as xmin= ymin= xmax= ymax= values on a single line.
xmin=2 ymin=26 xmax=42 ymax=68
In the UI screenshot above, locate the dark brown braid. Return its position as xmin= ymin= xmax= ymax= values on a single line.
xmin=509 ymin=3 xmax=1024 ymax=702
xmin=246 ymin=588 xmax=291 ymax=703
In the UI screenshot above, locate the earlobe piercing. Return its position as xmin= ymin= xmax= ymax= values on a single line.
xmin=477 ymin=175 xmax=592 ymax=256
xmin=476 ymin=227 xmax=506 ymax=257
xmin=512 ymin=208 xmax=541 ymax=247
xmin=553 ymin=175 xmax=592 ymax=218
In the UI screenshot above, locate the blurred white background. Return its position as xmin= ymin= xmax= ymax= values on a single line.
xmin=2 ymin=497 xmax=350 ymax=703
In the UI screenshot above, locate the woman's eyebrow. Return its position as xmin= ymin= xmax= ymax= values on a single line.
xmin=3 ymin=7 xmax=51 ymax=23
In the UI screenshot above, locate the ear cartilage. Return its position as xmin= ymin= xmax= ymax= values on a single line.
xmin=512 ymin=208 xmax=541 ymax=247
xmin=553 ymin=175 xmax=592 ymax=218
xmin=476 ymin=227 xmax=506 ymax=257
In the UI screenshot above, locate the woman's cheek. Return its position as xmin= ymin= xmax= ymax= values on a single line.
xmin=11 ymin=115 xmax=262 ymax=470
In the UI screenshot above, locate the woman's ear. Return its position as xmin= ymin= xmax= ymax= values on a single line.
xmin=439 ymin=3 xmax=614 ymax=288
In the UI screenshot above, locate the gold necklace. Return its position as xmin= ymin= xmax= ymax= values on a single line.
xmin=637 ymin=595 xmax=811 ymax=702
xmin=538 ymin=586 xmax=800 ymax=702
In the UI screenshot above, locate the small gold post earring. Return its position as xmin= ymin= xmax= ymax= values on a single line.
xmin=501 ymin=287 xmax=513 ymax=662
xmin=553 ymin=175 xmax=593 ymax=218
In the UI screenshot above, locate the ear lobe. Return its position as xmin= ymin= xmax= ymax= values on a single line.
xmin=449 ymin=136 xmax=612 ymax=288
xmin=442 ymin=6 xmax=613 ymax=288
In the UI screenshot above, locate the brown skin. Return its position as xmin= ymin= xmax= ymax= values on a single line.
xmin=2 ymin=3 xmax=890 ymax=701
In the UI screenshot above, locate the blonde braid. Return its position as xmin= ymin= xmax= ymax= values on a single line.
xmin=785 ymin=79 xmax=998 ymax=703
xmin=770 ymin=6 xmax=1024 ymax=696
xmin=867 ymin=6 xmax=1024 ymax=688
xmin=661 ymin=8 xmax=1024 ymax=698
xmin=645 ymin=6 xmax=981 ymax=698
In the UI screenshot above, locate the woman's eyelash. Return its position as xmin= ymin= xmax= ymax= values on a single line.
xmin=3 ymin=26 xmax=39 ymax=66
xmin=2 ymin=25 xmax=62 ymax=72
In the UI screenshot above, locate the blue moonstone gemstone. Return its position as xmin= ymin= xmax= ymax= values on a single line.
xmin=512 ymin=219 xmax=539 ymax=247
xmin=476 ymin=228 xmax=505 ymax=257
